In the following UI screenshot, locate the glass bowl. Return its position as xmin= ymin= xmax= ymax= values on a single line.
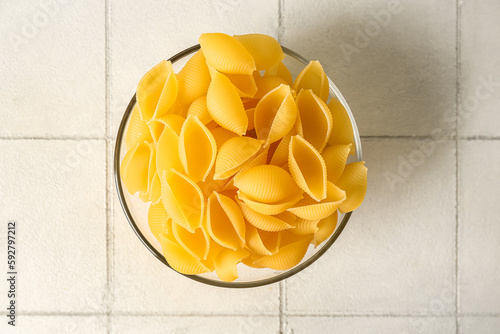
xmin=114 ymin=44 xmax=363 ymax=288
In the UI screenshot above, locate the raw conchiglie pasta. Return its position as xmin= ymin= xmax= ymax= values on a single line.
xmin=172 ymin=223 xmax=210 ymax=260
xmin=289 ymin=135 xmax=327 ymax=201
xmin=255 ymin=238 xmax=311 ymax=270
xmin=147 ymin=171 xmax=162 ymax=204
xmin=291 ymin=218 xmax=320 ymax=236
xmin=234 ymin=33 xmax=284 ymax=71
xmin=148 ymin=201 xmax=169 ymax=240
xmin=313 ymin=210 xmax=338 ymax=247
xmin=288 ymin=182 xmax=346 ymax=220
xmin=322 ymin=144 xmax=352 ymax=183
xmin=265 ymin=62 xmax=293 ymax=86
xmin=328 ymin=98 xmax=355 ymax=154
xmin=158 ymin=233 xmax=210 ymax=275
xmin=199 ymin=33 xmax=256 ymax=74
xmin=237 ymin=190 xmax=303 ymax=215
xmin=206 ymin=71 xmax=248 ymax=135
xmin=242 ymin=252 xmax=266 ymax=269
xmin=234 ymin=165 xmax=300 ymax=203
xmin=254 ymin=84 xmax=297 ymax=147
xmin=245 ymin=223 xmax=281 ymax=256
xmin=293 ymin=60 xmax=329 ymax=102
xmin=214 ymin=136 xmax=263 ymax=180
xmin=156 ymin=125 xmax=183 ymax=177
xmin=238 ymin=147 xmax=268 ymax=175
xmin=210 ymin=126 xmax=239 ymax=148
xmin=156 ymin=114 xmax=186 ymax=135
xmin=254 ymin=74 xmax=289 ymax=99
xmin=197 ymin=168 xmax=227 ymax=199
xmin=246 ymin=107 xmax=256 ymax=131
xmin=224 ymin=72 xmax=258 ymax=98
xmin=176 ymin=50 xmax=211 ymax=106
xmin=137 ymin=60 xmax=178 ymax=122
xmin=296 ymin=89 xmax=333 ymax=152
xmin=138 ymin=144 xmax=157 ymax=202
xmin=179 ymin=115 xmax=217 ymax=182
xmin=125 ymin=105 xmax=153 ymax=150
xmin=121 ymin=141 xmax=152 ymax=195
xmin=147 ymin=120 xmax=165 ymax=144
xmin=205 ymin=192 xmax=245 ymax=250
xmin=335 ymin=161 xmax=367 ymax=214
xmin=161 ymin=169 xmax=204 ymax=233
xmin=214 ymin=248 xmax=249 ymax=282
xmin=269 ymin=132 xmax=293 ymax=166
xmin=186 ymin=95 xmax=212 ymax=125
xmin=237 ymin=199 xmax=294 ymax=232
xmin=202 ymin=240 xmax=224 ymax=272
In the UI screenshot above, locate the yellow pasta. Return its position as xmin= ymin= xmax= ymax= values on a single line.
xmin=199 ymin=33 xmax=256 ymax=74
xmin=137 ymin=60 xmax=178 ymax=122
xmin=293 ymin=60 xmax=329 ymax=102
xmin=172 ymin=223 xmax=210 ymax=260
xmin=328 ymin=98 xmax=355 ymax=154
xmin=234 ymin=33 xmax=284 ymax=71
xmin=313 ymin=210 xmax=338 ymax=247
xmin=214 ymin=248 xmax=249 ymax=282
xmin=148 ymin=201 xmax=169 ymax=240
xmin=255 ymin=238 xmax=311 ymax=270
xmin=176 ymin=50 xmax=211 ymax=106
xmin=210 ymin=126 xmax=239 ymax=149
xmin=322 ymin=144 xmax=352 ymax=183
xmin=245 ymin=223 xmax=281 ymax=256
xmin=179 ymin=115 xmax=217 ymax=182
xmin=160 ymin=169 xmax=204 ymax=233
xmin=125 ymin=105 xmax=153 ymax=150
xmin=289 ymin=135 xmax=327 ymax=201
xmin=186 ymin=95 xmax=212 ymax=125
xmin=156 ymin=125 xmax=183 ymax=177
xmin=121 ymin=141 xmax=152 ymax=195
xmin=214 ymin=136 xmax=263 ymax=180
xmin=242 ymin=252 xmax=266 ymax=269
xmin=335 ymin=161 xmax=367 ymax=213
xmin=254 ymin=84 xmax=297 ymax=147
xmin=265 ymin=62 xmax=293 ymax=86
xmin=269 ymin=132 xmax=292 ymax=166
xmin=156 ymin=114 xmax=186 ymax=135
xmin=205 ymin=192 xmax=245 ymax=250
xmin=234 ymin=165 xmax=300 ymax=203
xmin=224 ymin=72 xmax=258 ymax=98
xmin=147 ymin=171 xmax=162 ymax=204
xmin=291 ymin=218 xmax=320 ymax=236
xmin=237 ymin=199 xmax=294 ymax=232
xmin=206 ymin=71 xmax=248 ymax=135
xmin=237 ymin=190 xmax=303 ymax=215
xmin=288 ymin=181 xmax=346 ymax=220
xmin=246 ymin=107 xmax=256 ymax=131
xmin=254 ymin=74 xmax=289 ymax=99
xmin=296 ymin=89 xmax=333 ymax=152
xmin=158 ymin=233 xmax=210 ymax=275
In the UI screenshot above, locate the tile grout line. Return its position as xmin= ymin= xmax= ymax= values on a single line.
xmin=455 ymin=0 xmax=462 ymax=333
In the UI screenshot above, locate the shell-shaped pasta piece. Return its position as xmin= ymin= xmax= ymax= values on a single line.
xmin=242 ymin=97 xmax=260 ymax=110
xmin=197 ymin=167 xmax=227 ymax=199
xmin=327 ymin=98 xmax=355 ymax=155
xmin=254 ymin=74 xmax=288 ymax=99
xmin=293 ymin=60 xmax=329 ymax=102
xmin=177 ymin=50 xmax=211 ymax=106
xmin=254 ymin=84 xmax=297 ymax=147
xmin=156 ymin=114 xmax=186 ymax=135
xmin=158 ymin=233 xmax=209 ymax=275
xmin=172 ymin=223 xmax=210 ymax=260
xmin=147 ymin=119 xmax=165 ymax=144
xmin=224 ymin=72 xmax=258 ymax=98
xmin=234 ymin=34 xmax=284 ymax=71
xmin=156 ymin=125 xmax=183 ymax=177
xmin=206 ymin=71 xmax=248 ymax=135
xmin=265 ymin=62 xmax=293 ymax=86
xmin=148 ymin=171 xmax=162 ymax=204
xmin=269 ymin=133 xmax=292 ymax=166
xmin=186 ymin=95 xmax=212 ymax=125
xmin=233 ymin=165 xmax=300 ymax=203
xmin=120 ymin=141 xmax=152 ymax=195
xmin=237 ymin=190 xmax=303 ymax=215
xmin=237 ymin=147 xmax=269 ymax=175
xmin=287 ymin=182 xmax=346 ymax=220
xmin=125 ymin=105 xmax=153 ymax=150
xmin=137 ymin=60 xmax=178 ymax=122
xmin=313 ymin=210 xmax=338 ymax=247
xmin=178 ymin=115 xmax=217 ymax=182
xmin=237 ymin=199 xmax=294 ymax=232
xmin=246 ymin=108 xmax=255 ymax=131
xmin=199 ymin=33 xmax=256 ymax=74
xmin=296 ymin=89 xmax=333 ymax=152
xmin=214 ymin=136 xmax=263 ymax=180
xmin=322 ymin=144 xmax=352 ymax=183
xmin=148 ymin=201 xmax=169 ymax=239
xmin=206 ymin=192 xmax=245 ymax=250
xmin=245 ymin=223 xmax=281 ymax=256
xmin=255 ymin=238 xmax=310 ymax=270
xmin=289 ymin=135 xmax=327 ymax=201
xmin=291 ymin=218 xmax=320 ymax=236
xmin=202 ymin=239 xmax=224 ymax=272
xmin=336 ymin=161 xmax=367 ymax=213
xmin=210 ymin=126 xmax=239 ymax=149
xmin=138 ymin=143 xmax=157 ymax=202
xmin=214 ymin=248 xmax=249 ymax=282
xmin=160 ymin=169 xmax=204 ymax=233
xmin=167 ymin=101 xmax=188 ymax=118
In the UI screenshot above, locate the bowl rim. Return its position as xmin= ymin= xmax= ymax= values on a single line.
xmin=114 ymin=44 xmax=363 ymax=288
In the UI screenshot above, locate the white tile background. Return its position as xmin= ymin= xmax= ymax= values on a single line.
xmin=1 ymin=0 xmax=499 ymax=333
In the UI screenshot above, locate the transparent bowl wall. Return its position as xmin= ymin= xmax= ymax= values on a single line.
xmin=114 ymin=45 xmax=363 ymax=288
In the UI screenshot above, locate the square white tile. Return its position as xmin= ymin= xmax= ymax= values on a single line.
xmin=459 ymin=0 xmax=500 ymax=137
xmin=285 ymin=316 xmax=455 ymax=334
xmin=2 ymin=316 xmax=106 ymax=334
xmin=0 ymin=1 xmax=105 ymax=138
xmin=459 ymin=317 xmax=500 ymax=334
xmin=111 ymin=316 xmax=279 ymax=334
xmin=284 ymin=0 xmax=457 ymax=137
xmin=0 ymin=140 xmax=107 ymax=313
xmin=109 ymin=0 xmax=279 ymax=136
xmin=286 ymin=139 xmax=457 ymax=314
xmin=458 ymin=140 xmax=500 ymax=313
xmin=112 ymin=191 xmax=279 ymax=314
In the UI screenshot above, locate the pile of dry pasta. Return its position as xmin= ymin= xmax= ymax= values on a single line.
xmin=120 ymin=33 xmax=367 ymax=282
